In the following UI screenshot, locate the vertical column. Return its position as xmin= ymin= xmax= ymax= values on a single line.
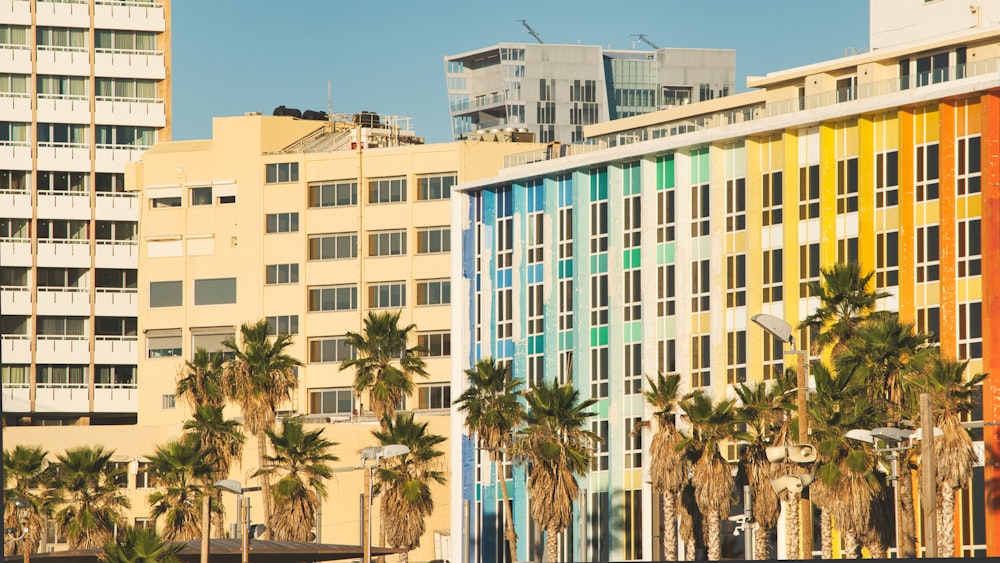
xmin=898 ymin=109 xmax=916 ymax=323
xmin=858 ymin=116 xmax=876 ymax=273
xmin=819 ymin=123 xmax=837 ymax=267
xmin=939 ymin=100 xmax=957 ymax=358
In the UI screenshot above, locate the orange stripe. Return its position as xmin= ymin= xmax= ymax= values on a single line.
xmin=898 ymin=109 xmax=915 ymax=323
xmin=981 ymin=88 xmax=1000 ymax=557
xmin=939 ymin=100 xmax=957 ymax=358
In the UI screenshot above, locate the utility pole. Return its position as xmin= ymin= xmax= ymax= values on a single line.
xmin=920 ymin=394 xmax=938 ymax=557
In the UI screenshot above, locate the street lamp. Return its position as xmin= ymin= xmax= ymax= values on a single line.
xmin=751 ymin=313 xmax=812 ymax=559
xmin=214 ymin=479 xmax=264 ymax=563
xmin=5 ymin=496 xmax=31 ymax=563
xmin=359 ymin=445 xmax=410 ymax=563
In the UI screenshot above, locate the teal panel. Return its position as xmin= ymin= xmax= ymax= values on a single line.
xmin=597 ymin=399 xmax=609 ymax=418
xmin=598 ymin=253 xmax=608 ymax=273
xmin=657 ymin=153 xmax=675 ymax=190
xmin=591 ymin=327 xmax=599 ymax=346
xmin=597 ymin=326 xmax=608 ymax=346
xmin=625 ymin=321 xmax=642 ymax=342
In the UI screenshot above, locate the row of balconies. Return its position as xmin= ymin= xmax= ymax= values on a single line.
xmin=1 ymin=334 xmax=137 ymax=365
xmin=0 ymin=238 xmax=136 ymax=268
xmin=2 ymin=384 xmax=137 ymax=414
xmin=0 ymin=0 xmax=166 ymax=32
xmin=0 ymin=286 xmax=137 ymax=316
xmin=0 ymin=44 xmax=166 ymax=80
xmin=0 ymin=95 xmax=166 ymax=128
xmin=0 ymin=144 xmax=147 ymax=173
xmin=3 ymin=191 xmax=139 ymax=220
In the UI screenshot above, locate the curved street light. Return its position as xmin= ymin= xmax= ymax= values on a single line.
xmin=213 ymin=479 xmax=263 ymax=563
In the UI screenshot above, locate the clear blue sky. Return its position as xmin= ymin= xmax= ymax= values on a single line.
xmin=171 ymin=0 xmax=870 ymax=144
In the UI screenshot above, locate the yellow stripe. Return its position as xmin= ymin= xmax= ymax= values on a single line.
xmin=819 ymin=123 xmax=837 ymax=267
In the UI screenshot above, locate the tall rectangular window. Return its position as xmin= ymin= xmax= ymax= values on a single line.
xmin=875 ymin=150 xmax=899 ymax=208
xmin=624 ymin=269 xmax=641 ymax=322
xmin=624 ymin=342 xmax=642 ymax=395
xmin=497 ymin=288 xmax=513 ymax=339
xmin=265 ymin=162 xmax=298 ymax=184
xmin=763 ymin=249 xmax=783 ymax=303
xmin=836 ymin=157 xmax=859 ymax=213
xmin=691 ymin=334 xmax=710 ymax=388
xmin=727 ymin=330 xmax=747 ymax=384
xmin=958 ymin=301 xmax=982 ymax=359
xmin=799 ymin=164 xmax=820 ymax=220
xmin=799 ymin=243 xmax=819 ymax=297
xmin=559 ymin=279 xmax=573 ymax=331
xmin=726 ymin=254 xmax=746 ymax=308
xmin=658 ymin=264 xmax=676 ymax=317
xmin=762 ymin=334 xmax=783 ymax=380
xmin=958 ymin=219 xmax=981 ymax=277
xmin=527 ymin=284 xmax=544 ymax=335
xmin=726 ymin=178 xmax=746 ymax=232
xmin=915 ymin=143 xmax=939 ymax=201
xmin=876 ymin=232 xmax=899 ymax=288
xmin=591 ymin=419 xmax=609 ymax=471
xmin=309 ymin=233 xmax=357 ymax=260
xmin=591 ymin=347 xmax=608 ymax=398
xmin=624 ymin=489 xmax=643 ymax=561
xmin=916 ymin=225 xmax=940 ymax=282
xmin=691 ymin=259 xmax=710 ymax=312
xmin=691 ymin=183 xmax=710 ymax=237
xmin=957 ymin=135 xmax=981 ymax=195
xmin=591 ymin=274 xmax=609 ymax=325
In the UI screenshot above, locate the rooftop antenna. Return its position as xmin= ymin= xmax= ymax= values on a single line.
xmin=517 ymin=20 xmax=544 ymax=44
xmin=630 ymin=34 xmax=660 ymax=50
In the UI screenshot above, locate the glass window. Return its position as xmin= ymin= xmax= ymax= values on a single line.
xmin=368 ymin=282 xmax=406 ymax=309
xmin=265 ymin=315 xmax=298 ymax=335
xmin=190 ymin=187 xmax=212 ymax=206
xmin=149 ymin=281 xmax=182 ymax=308
xmin=309 ymin=285 xmax=358 ymax=312
xmin=369 ymin=230 xmax=407 ymax=257
xmin=418 ymin=332 xmax=451 ymax=357
xmin=416 ymin=279 xmax=450 ymax=306
xmin=416 ymin=174 xmax=456 ymax=201
xmin=310 ymin=387 xmax=354 ymax=415
xmin=193 ymin=278 xmax=236 ymax=306
xmin=309 ymin=181 xmax=357 ymax=207
xmin=418 ymin=383 xmax=451 ymax=410
xmin=147 ymin=330 xmax=182 ymax=358
xmin=265 ymin=212 xmax=299 ymax=234
xmin=309 ymin=336 xmax=355 ymax=363
xmin=368 ymin=177 xmax=406 ymax=203
xmin=309 ymin=233 xmax=357 ymax=260
xmin=417 ymin=227 xmax=450 ymax=254
xmin=265 ymin=162 xmax=299 ymax=184
xmin=265 ymin=263 xmax=299 ymax=285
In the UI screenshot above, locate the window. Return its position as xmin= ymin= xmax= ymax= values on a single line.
xmin=958 ymin=301 xmax=982 ymax=359
xmin=624 ymin=269 xmax=641 ymax=322
xmin=418 ymin=332 xmax=451 ymax=357
xmin=95 ymin=29 xmax=155 ymax=52
xmin=95 ymin=77 xmax=156 ymax=101
xmin=0 ymin=267 xmax=29 ymax=288
xmin=0 ymin=218 xmax=29 ymax=239
xmin=151 ymin=196 xmax=180 ymax=208
xmin=623 ymin=162 xmax=641 ymax=247
xmin=368 ymin=177 xmax=406 ymax=203
xmin=416 ymin=279 xmax=450 ymax=306
xmin=95 ymin=125 xmax=153 ymax=149
xmin=36 ymin=219 xmax=87 ymax=240
xmin=36 ymin=26 xmax=87 ymax=49
xmin=916 ymin=225 xmax=940 ymax=282
xmin=624 ymin=343 xmax=642 ymax=395
xmin=190 ymin=187 xmax=212 ymax=206
xmin=559 ymin=279 xmax=573 ymax=331
xmin=957 ymin=136 xmax=981 ymax=195
xmin=762 ymin=334 xmax=784 ymax=380
xmin=625 ymin=415 xmax=643 ymax=469
xmin=727 ymin=254 xmax=746 ymax=308
xmin=95 ymin=317 xmax=137 ymax=337
xmin=37 ymin=171 xmax=88 ymax=192
xmin=162 ymin=394 xmax=176 ymax=409
xmin=417 ymin=227 xmax=450 ymax=254
xmin=190 ymin=328 xmax=234 ymax=360
xmin=369 ymin=282 xmax=405 ymax=309
xmin=528 ymin=212 xmax=544 ymax=263
xmin=591 ymin=419 xmax=609 ymax=471
xmin=135 ymin=462 xmax=155 ymax=489
xmin=149 ymin=281 xmax=181 ymax=308
xmin=37 ymin=123 xmax=87 ymax=146
xmin=799 ymin=243 xmax=820 ymax=296
xmin=95 ymin=221 xmax=136 ymax=242
xmin=763 ymin=249 xmax=783 ymax=302
xmin=876 ymin=232 xmax=899 ymax=288
xmin=836 ymin=158 xmax=858 ymax=213
xmin=309 ymin=181 xmax=357 ymax=207
xmin=265 ymin=162 xmax=298 ymax=184
xmin=266 ymin=315 xmax=298 ymax=335
xmin=309 ymin=336 xmax=355 ymax=363
xmin=691 ymin=259 xmax=710 ymax=312
xmin=915 ymin=143 xmax=939 ymax=201
xmin=590 ymin=199 xmax=608 ymax=252
xmin=958 ymin=219 xmax=981 ymax=277
xmin=146 ymin=329 xmax=181 ymax=358
xmin=726 ymin=178 xmax=746 ymax=232
xmin=691 ymin=183 xmax=710 ymax=237
xmin=36 ymin=267 xmax=87 ymax=288
xmin=36 ymin=365 xmax=87 ymax=385
xmin=418 ymin=383 xmax=451 ymax=410
xmin=527 ymin=354 xmax=544 ymax=388
xmin=0 ymin=170 xmax=30 ymax=192
xmin=95 ymin=365 xmax=135 ymax=386
xmin=110 ymin=461 xmax=129 ymax=488
xmin=658 ymin=339 xmax=676 ymax=374
xmin=799 ymin=165 xmax=820 ymax=220
xmin=916 ymin=306 xmax=941 ymax=342
xmin=309 ymin=233 xmax=357 ymax=260
xmin=591 ymin=346 xmax=608 ymax=398
xmin=838 ymin=237 xmax=859 ymax=266
xmin=265 ymin=212 xmax=299 ymax=234
xmin=691 ymin=334 xmax=711 ymax=388
xmin=875 ymin=151 xmax=899 ymax=207
xmin=591 ymin=274 xmax=609 ymax=325
xmin=624 ymin=488 xmax=643 ymax=560
xmin=527 ymin=283 xmax=543 ymax=334
xmin=658 ymin=264 xmax=676 ymax=317
xmin=37 ymin=316 xmax=86 ymax=336
xmin=369 ymin=230 xmax=406 ymax=257
xmin=497 ymin=288 xmax=513 ymax=339
xmin=194 ymin=278 xmax=236 ymax=306
xmin=309 ymin=285 xmax=357 ymax=312
xmin=0 ymin=25 xmax=29 ymax=47
xmin=1 ymin=316 xmax=28 ymax=335
xmin=265 ymin=263 xmax=299 ymax=285
xmin=310 ymin=387 xmax=354 ymax=415
xmin=417 ymin=174 xmax=456 ymax=201
xmin=727 ymin=330 xmax=747 ymax=384
xmin=762 ymin=171 xmax=783 ymax=226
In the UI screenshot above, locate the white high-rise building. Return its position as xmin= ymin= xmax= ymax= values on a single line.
xmin=1 ymin=0 xmax=171 ymax=427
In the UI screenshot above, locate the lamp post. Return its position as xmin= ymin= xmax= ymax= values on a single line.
xmin=5 ymin=496 xmax=31 ymax=563
xmin=215 ymin=479 xmax=263 ymax=563
xmin=751 ymin=313 xmax=812 ymax=559
xmin=359 ymin=445 xmax=410 ymax=563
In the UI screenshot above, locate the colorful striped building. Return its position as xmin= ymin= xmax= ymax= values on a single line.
xmin=451 ymin=8 xmax=1000 ymax=561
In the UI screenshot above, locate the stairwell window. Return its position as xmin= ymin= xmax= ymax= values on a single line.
xmin=369 ymin=177 xmax=406 ymax=203
xmin=266 ymin=162 xmax=298 ymax=184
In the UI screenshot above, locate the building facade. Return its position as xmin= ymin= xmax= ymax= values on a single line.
xmin=452 ymin=22 xmax=999 ymax=563
xmin=1 ymin=0 xmax=171 ymax=427
xmin=444 ymin=43 xmax=734 ymax=144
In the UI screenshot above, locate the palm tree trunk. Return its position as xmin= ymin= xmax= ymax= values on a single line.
xmin=706 ymin=510 xmax=721 ymax=561
xmin=663 ymin=491 xmax=677 ymax=561
xmin=257 ymin=432 xmax=273 ymax=539
xmin=898 ymin=465 xmax=916 ymax=557
xmin=843 ymin=531 xmax=859 ymax=559
xmin=497 ymin=468 xmax=519 ymax=560
xmin=785 ymin=493 xmax=800 ymax=559
xmin=868 ymin=539 xmax=885 ymax=558
xmin=938 ymin=483 xmax=955 ymax=557
xmin=397 ymin=551 xmax=409 ymax=563
xmin=544 ymin=526 xmax=559 ymax=563
xmin=753 ymin=523 xmax=769 ymax=560
xmin=820 ymin=509 xmax=833 ymax=560
xmin=685 ymin=538 xmax=696 ymax=561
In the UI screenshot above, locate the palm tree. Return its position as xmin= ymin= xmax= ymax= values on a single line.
xmin=371 ymin=413 xmax=447 ymax=563
xmin=223 ymin=318 xmax=302 ymax=537
xmin=510 ymin=381 xmax=599 ymax=563
xmin=146 ymin=440 xmax=214 ymax=541
xmin=455 ymin=358 xmax=525 ymax=560
xmin=640 ymin=372 xmax=687 ymax=561
xmin=4 ymin=445 xmax=59 ymax=557
xmin=176 ymin=347 xmax=226 ymax=411
xmin=734 ymin=379 xmax=792 ymax=560
xmin=800 ymin=262 xmax=889 ymax=355
xmin=183 ymin=405 xmax=245 ymax=482
xmin=341 ymin=311 xmax=428 ymax=427
xmin=256 ymin=419 xmax=338 ymax=542
xmin=679 ymin=390 xmax=746 ymax=561
xmin=913 ymin=356 xmax=986 ymax=557
xmin=54 ymin=445 xmax=130 ymax=549
xmin=100 ymin=525 xmax=183 ymax=563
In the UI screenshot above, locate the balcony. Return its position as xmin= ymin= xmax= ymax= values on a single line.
xmin=36 ymin=287 xmax=90 ymax=316
xmin=94 ymin=336 xmax=138 ymax=365
xmin=1 ymin=335 xmax=30 ymax=363
xmin=0 ymin=0 xmax=32 ymax=24
xmin=0 ymin=286 xmax=30 ymax=315
xmin=36 ymin=47 xmax=89 ymax=76
xmin=0 ymin=142 xmax=31 ymax=170
xmin=36 ymin=94 xmax=91 ymax=124
xmin=95 ymin=98 xmax=166 ymax=128
xmin=35 ymin=0 xmax=90 ymax=28
xmin=0 ymin=238 xmax=31 ymax=267
xmin=35 ymin=336 xmax=89 ymax=364
xmin=95 ymin=240 xmax=137 ymax=268
xmin=0 ymin=189 xmax=31 ymax=218
xmin=0 ymin=93 xmax=31 ymax=122
xmin=0 ymin=46 xmax=31 ymax=74
xmin=2 ymin=384 xmax=30 ymax=413
xmin=36 ymin=190 xmax=92 ymax=220
xmin=37 ymin=143 xmax=90 ymax=172
xmin=94 ymin=49 xmax=165 ymax=80
xmin=34 ymin=384 xmax=89 ymax=413
xmin=94 ymin=1 xmax=166 ymax=32
xmin=95 ymin=288 xmax=137 ymax=316
xmin=96 ymin=147 xmax=148 ymax=172
xmin=96 ymin=192 xmax=139 ymax=220
xmin=93 ymin=383 xmax=137 ymax=413
xmin=37 ymin=239 xmax=90 ymax=268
